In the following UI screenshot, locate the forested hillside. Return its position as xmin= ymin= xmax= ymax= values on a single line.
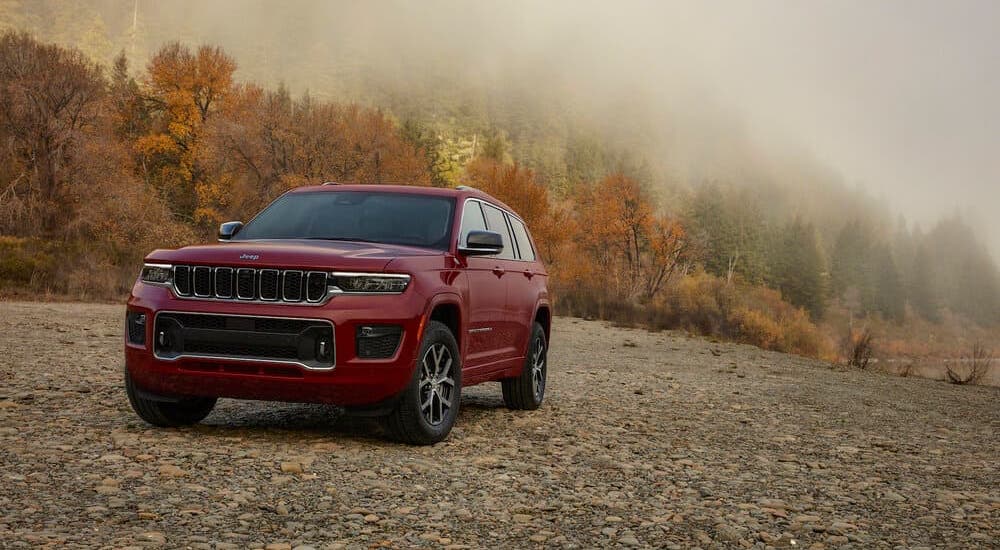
xmin=1 ymin=1 xmax=998 ymax=364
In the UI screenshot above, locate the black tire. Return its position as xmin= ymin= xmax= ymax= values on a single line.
xmin=383 ymin=321 xmax=462 ymax=445
xmin=124 ymin=368 xmax=217 ymax=427
xmin=502 ymin=322 xmax=547 ymax=410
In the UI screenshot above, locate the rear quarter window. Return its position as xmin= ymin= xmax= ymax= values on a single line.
xmin=481 ymin=203 xmax=516 ymax=260
xmin=508 ymin=217 xmax=536 ymax=261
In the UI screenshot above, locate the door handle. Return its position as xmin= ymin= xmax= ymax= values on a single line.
xmin=492 ymin=266 xmax=505 ymax=277
xmin=523 ymin=269 xmax=535 ymax=279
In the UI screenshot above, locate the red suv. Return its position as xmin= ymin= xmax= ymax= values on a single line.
xmin=124 ymin=184 xmax=550 ymax=444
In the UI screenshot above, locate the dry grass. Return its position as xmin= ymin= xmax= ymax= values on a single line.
xmin=554 ymin=272 xmax=835 ymax=360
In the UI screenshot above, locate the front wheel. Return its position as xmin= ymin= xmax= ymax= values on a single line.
xmin=383 ymin=321 xmax=462 ymax=445
xmin=502 ymin=322 xmax=547 ymax=410
xmin=124 ymin=369 xmax=217 ymax=427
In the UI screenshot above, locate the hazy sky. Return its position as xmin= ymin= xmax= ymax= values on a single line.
xmin=90 ymin=0 xmax=1000 ymax=253
xmin=305 ymin=0 xmax=1000 ymax=252
xmin=636 ymin=1 xmax=1000 ymax=251
xmin=479 ymin=0 xmax=1000 ymax=252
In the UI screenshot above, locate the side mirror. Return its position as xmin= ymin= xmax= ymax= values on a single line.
xmin=459 ymin=230 xmax=504 ymax=256
xmin=218 ymin=221 xmax=243 ymax=241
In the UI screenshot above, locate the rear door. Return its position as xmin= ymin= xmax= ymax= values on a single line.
xmin=504 ymin=213 xmax=540 ymax=358
xmin=480 ymin=202 xmax=522 ymax=362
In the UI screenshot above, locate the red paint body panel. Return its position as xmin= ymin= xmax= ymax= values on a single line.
xmin=125 ymin=184 xmax=550 ymax=409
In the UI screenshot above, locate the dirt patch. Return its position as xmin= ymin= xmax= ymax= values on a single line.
xmin=0 ymin=302 xmax=997 ymax=548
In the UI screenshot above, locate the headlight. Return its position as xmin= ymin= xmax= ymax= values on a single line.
xmin=329 ymin=272 xmax=410 ymax=294
xmin=140 ymin=263 xmax=173 ymax=285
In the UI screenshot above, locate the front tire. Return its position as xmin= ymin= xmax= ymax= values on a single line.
xmin=383 ymin=321 xmax=462 ymax=445
xmin=124 ymin=369 xmax=217 ymax=427
xmin=502 ymin=322 xmax=547 ymax=410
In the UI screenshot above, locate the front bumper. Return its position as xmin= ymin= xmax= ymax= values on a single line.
xmin=124 ymin=282 xmax=425 ymax=407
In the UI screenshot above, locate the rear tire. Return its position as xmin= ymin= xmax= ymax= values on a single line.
xmin=502 ymin=322 xmax=547 ymax=410
xmin=383 ymin=321 xmax=462 ymax=445
xmin=124 ymin=369 xmax=217 ymax=427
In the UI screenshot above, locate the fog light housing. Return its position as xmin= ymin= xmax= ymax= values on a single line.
xmin=126 ymin=311 xmax=146 ymax=346
xmin=356 ymin=325 xmax=403 ymax=359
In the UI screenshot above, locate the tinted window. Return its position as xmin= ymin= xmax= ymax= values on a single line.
xmin=508 ymin=217 xmax=536 ymax=261
xmin=234 ymin=191 xmax=455 ymax=250
xmin=458 ymin=200 xmax=488 ymax=247
xmin=481 ymin=203 xmax=516 ymax=260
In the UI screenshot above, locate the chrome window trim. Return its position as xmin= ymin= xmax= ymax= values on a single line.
xmin=456 ymin=197 xmax=535 ymax=262
xmin=152 ymin=310 xmax=336 ymax=371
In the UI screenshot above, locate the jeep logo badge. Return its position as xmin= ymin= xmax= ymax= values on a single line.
xmin=239 ymin=253 xmax=260 ymax=261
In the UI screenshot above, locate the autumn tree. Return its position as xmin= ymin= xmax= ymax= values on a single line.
xmin=202 ymin=85 xmax=431 ymax=225
xmin=642 ymin=215 xmax=690 ymax=300
xmin=460 ymin=158 xmax=567 ymax=264
xmin=0 ymin=31 xmax=104 ymax=235
xmin=137 ymin=42 xmax=236 ymax=222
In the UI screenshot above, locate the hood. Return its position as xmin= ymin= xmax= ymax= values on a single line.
xmin=145 ymin=239 xmax=440 ymax=272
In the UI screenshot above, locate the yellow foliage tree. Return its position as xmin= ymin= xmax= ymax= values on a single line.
xmin=137 ymin=43 xmax=235 ymax=224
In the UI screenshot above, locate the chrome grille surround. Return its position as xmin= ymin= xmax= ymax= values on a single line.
xmin=171 ymin=265 xmax=331 ymax=305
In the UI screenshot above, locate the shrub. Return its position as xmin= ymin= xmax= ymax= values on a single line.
xmin=946 ymin=341 xmax=994 ymax=385
xmin=554 ymin=271 xmax=835 ymax=360
xmin=0 ymin=237 xmax=57 ymax=288
xmin=846 ymin=329 xmax=874 ymax=369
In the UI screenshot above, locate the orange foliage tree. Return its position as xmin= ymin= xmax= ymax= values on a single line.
xmin=567 ymin=174 xmax=689 ymax=301
xmin=202 ymin=85 xmax=431 ymax=224
xmin=136 ymin=43 xmax=236 ymax=223
xmin=460 ymin=158 xmax=571 ymax=266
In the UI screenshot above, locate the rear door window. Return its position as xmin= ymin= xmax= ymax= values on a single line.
xmin=508 ymin=216 xmax=536 ymax=261
xmin=481 ymin=203 xmax=516 ymax=260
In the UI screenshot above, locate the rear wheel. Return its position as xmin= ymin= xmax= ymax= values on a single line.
xmin=383 ymin=321 xmax=461 ymax=445
xmin=502 ymin=322 xmax=547 ymax=410
xmin=124 ymin=369 xmax=217 ymax=427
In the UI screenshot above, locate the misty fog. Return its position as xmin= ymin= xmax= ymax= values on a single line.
xmin=8 ymin=0 xmax=999 ymax=255
xmin=92 ymin=0 xmax=1000 ymax=251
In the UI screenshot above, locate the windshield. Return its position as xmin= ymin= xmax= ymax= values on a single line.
xmin=233 ymin=191 xmax=455 ymax=250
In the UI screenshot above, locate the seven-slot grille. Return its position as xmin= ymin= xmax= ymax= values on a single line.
xmin=172 ymin=266 xmax=329 ymax=303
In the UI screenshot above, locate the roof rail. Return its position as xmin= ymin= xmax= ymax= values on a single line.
xmin=455 ymin=185 xmax=477 ymax=191
xmin=321 ymin=181 xmax=340 ymax=186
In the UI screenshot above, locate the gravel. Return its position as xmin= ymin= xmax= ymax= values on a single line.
xmin=0 ymin=301 xmax=997 ymax=548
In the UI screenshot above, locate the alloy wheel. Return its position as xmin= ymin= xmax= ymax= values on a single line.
xmin=419 ymin=343 xmax=455 ymax=426
xmin=531 ymin=335 xmax=546 ymax=401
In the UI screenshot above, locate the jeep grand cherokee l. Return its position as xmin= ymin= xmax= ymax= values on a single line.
xmin=124 ymin=184 xmax=551 ymax=444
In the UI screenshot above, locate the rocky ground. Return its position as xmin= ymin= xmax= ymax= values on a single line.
xmin=0 ymin=301 xmax=997 ymax=549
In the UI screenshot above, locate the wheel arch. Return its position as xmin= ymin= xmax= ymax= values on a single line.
xmin=533 ymin=302 xmax=552 ymax=343
xmin=424 ymin=293 xmax=464 ymax=356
